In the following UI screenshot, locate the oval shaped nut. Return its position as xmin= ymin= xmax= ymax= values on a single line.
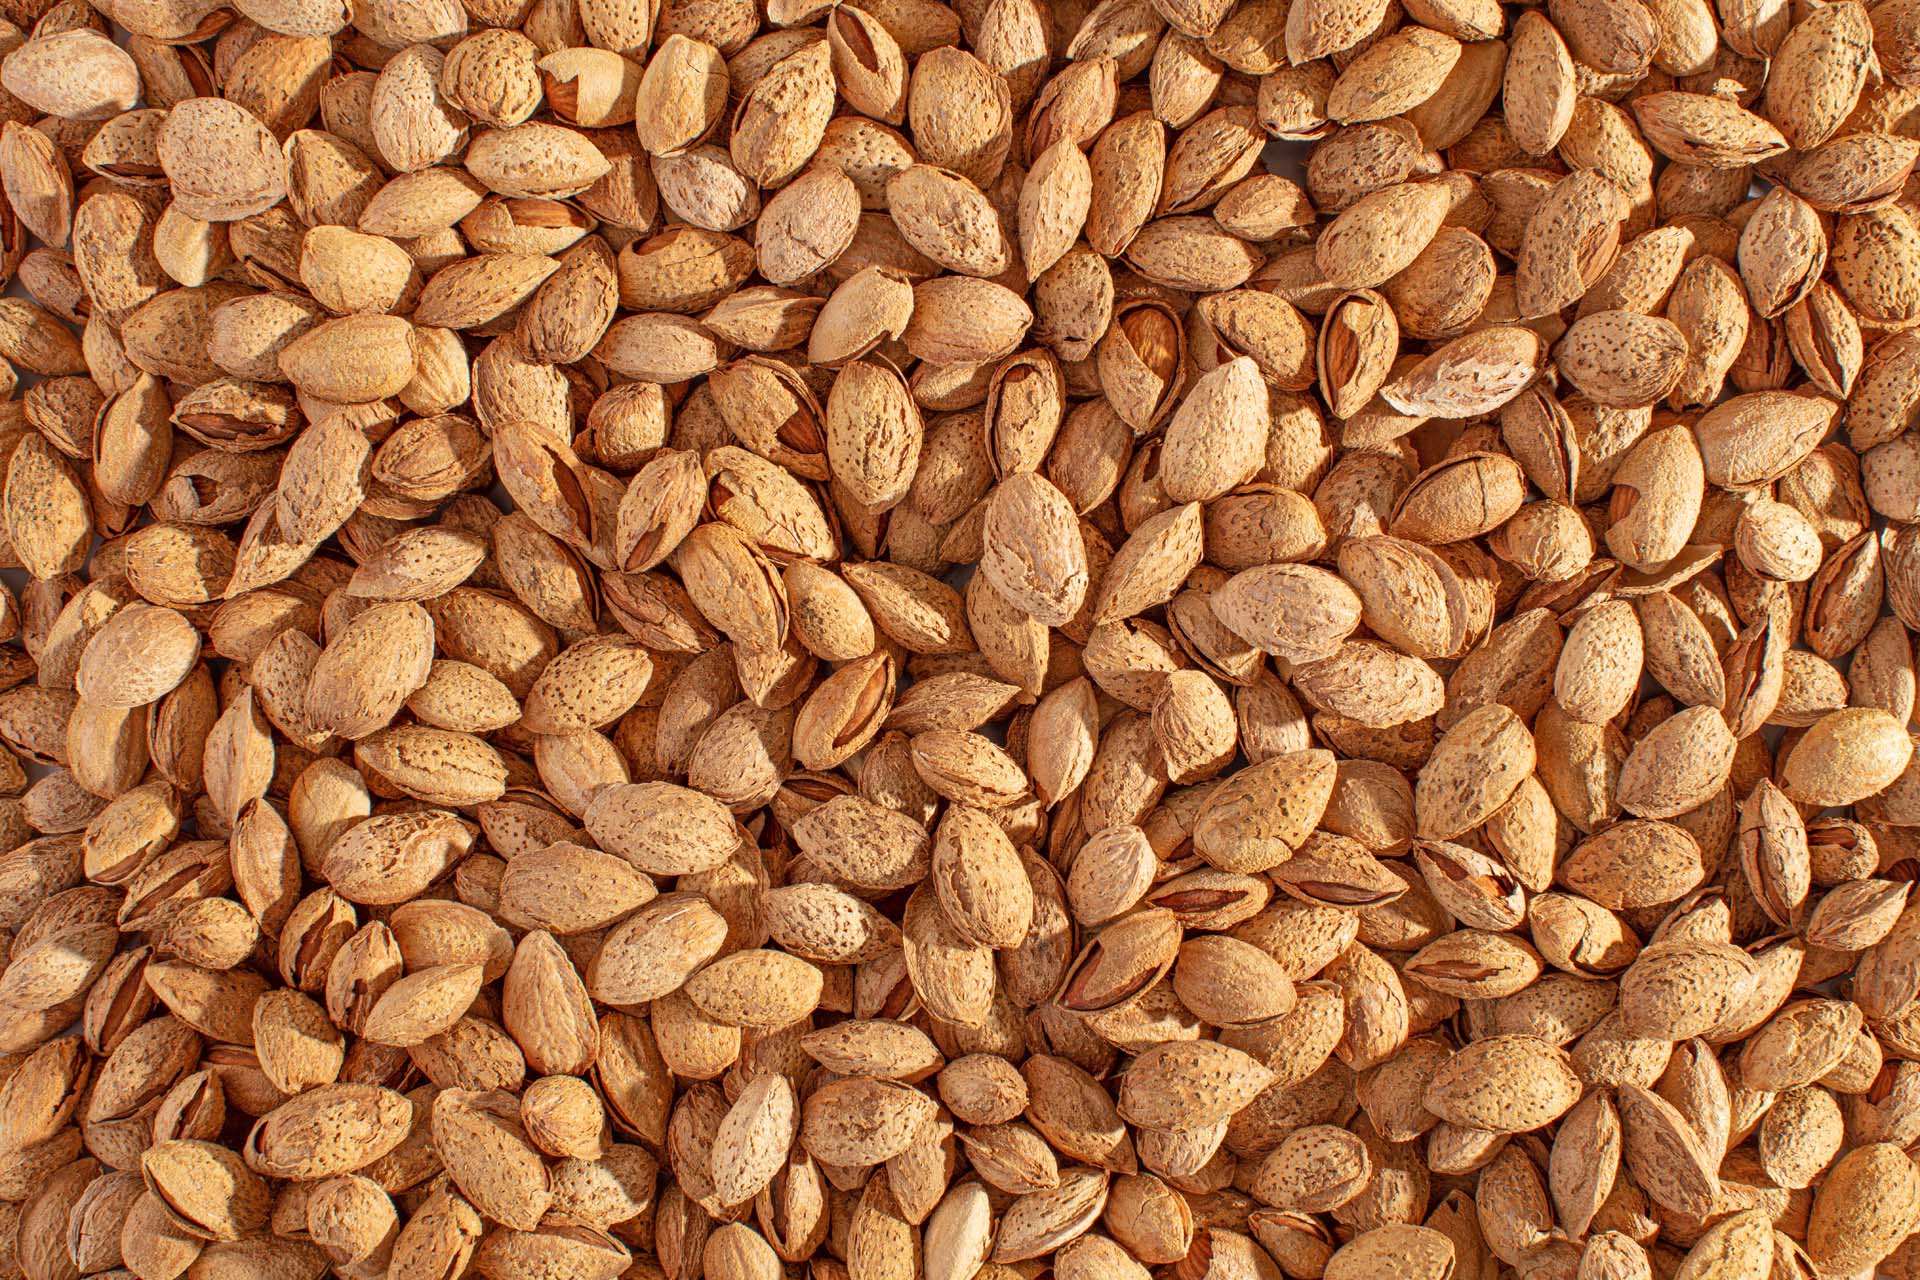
xmin=1736 ymin=778 xmax=1810 ymax=928
xmin=1315 ymin=181 xmax=1451 ymax=290
xmin=635 ymin=34 xmax=728 ymax=157
xmin=1388 ymin=452 xmax=1527 ymax=543
xmin=1785 ymin=277 xmax=1864 ymax=400
xmin=2 ymin=123 xmax=72 ymax=255
xmin=1093 ymin=502 xmax=1205 ymax=625
xmin=427 ymin=1088 xmax=553 ymax=1231
xmin=1 ymin=30 xmax=141 ymax=121
xmin=1334 ymin=536 xmax=1462 ymax=659
xmin=1739 ymin=186 xmax=1828 ymax=319
xmin=1580 ymin=223 xmax=1690 ymax=318
xmin=1292 ymin=638 xmax=1446 ymax=729
xmin=583 ymin=781 xmax=742 ymax=877
xmin=810 ymin=262 xmax=914 ymax=364
xmin=1735 ymin=498 xmax=1823 ymax=583
xmin=537 ymin=45 xmax=641 ymax=130
xmin=1211 ymin=564 xmax=1361 ymax=663
xmin=1663 ymin=1207 xmax=1772 ymax=1280
xmin=1782 ymin=707 xmax=1916 ymax=806
xmin=434 ymin=27 xmax=540 ymax=129
xmin=1325 ymin=1223 xmax=1456 ymax=1280
xmin=1693 ymin=390 xmax=1836 ymax=489
xmin=1515 ymin=169 xmax=1627 ymax=318
xmin=1117 ymin=1040 xmax=1275 ymax=1131
xmin=1632 ymin=91 xmax=1787 ymax=168
xmin=801 ymin=1076 xmax=938 ymax=1167
xmin=1558 ymin=819 xmax=1709 ymax=910
xmin=496 ymin=843 xmax=656 ymax=935
xmin=1381 ymin=227 xmax=1495 ymax=346
xmin=705 ymin=1074 xmax=797 ymax=1210
xmin=360 ymin=963 xmax=485 ymax=1046
xmin=1615 ymin=705 xmax=1736 ymax=819
xmin=277 ymin=314 xmax=418 ymax=403
xmin=1556 ymin=311 xmax=1688 ymax=409
xmin=683 ymin=949 xmax=823 ymax=1028
xmin=236 ymin=1084 xmax=408 ymax=1183
xmin=1172 ymin=934 xmax=1295 ymax=1027
xmin=798 ymin=1021 xmax=941 ymax=1088
xmin=1128 ymin=217 xmax=1264 ymax=292
xmin=792 ymin=651 xmax=894 ymax=772
xmin=1414 ymin=704 xmax=1534 ymax=840
xmin=732 ymin=41 xmax=836 ymax=187
xmin=1783 ymin=123 xmax=1919 ymax=212
xmin=909 ymin=729 xmax=1027 ymax=808
xmin=937 ymin=1055 xmax=1027 ymax=1128
xmin=1151 ymin=668 xmax=1238 ymax=784
xmin=1804 ymin=1144 xmax=1920 ymax=1276
xmin=791 ymin=794 xmax=933 ymax=890
xmin=1379 ymin=326 xmax=1544 ymax=420
xmin=763 ymin=882 xmax=899 ymax=967
xmin=1161 ymin=357 xmax=1270 ymax=504
xmin=754 ymin=167 xmax=859 ymax=287
xmin=1319 ymin=760 xmax=1415 ymax=861
xmin=73 ymin=603 xmax=199 ymax=711
xmin=143 ymin=1138 xmax=272 ymax=1240
xmin=824 ymin=355 xmax=921 ymax=512
xmin=901 ymin=875 xmax=997 ymax=1027
xmin=355 ymin=725 xmax=507 ymax=807
xmin=1614 ymin=1082 xmax=1721 ymax=1217
xmin=1086 ymin=109 xmax=1165 ymax=260
xmin=1738 ymin=998 xmax=1862 ymax=1093
xmin=1193 ymin=749 xmax=1337 ymax=873
xmin=1251 ymin=1125 xmax=1372 ymax=1211
xmin=1758 ymin=1087 xmax=1840 ymax=1192
xmin=1423 ymin=1035 xmax=1582 ymax=1133
xmin=785 ymin=563 xmax=878 ymax=665
xmin=6 ymin=432 xmax=92 ymax=581
xmin=1618 ymin=939 xmax=1758 ymax=1039
xmin=929 ymin=803 xmax=1034 ymax=949
xmin=980 ymin=473 xmax=1089 ymax=627
xmin=305 ymin=601 xmax=436 ymax=741
xmin=1806 ymin=877 xmax=1908 ymax=956
xmin=1503 ymin=11 xmax=1576 ymax=156
xmin=1065 ymin=823 xmax=1158 ymax=927
xmin=1530 ymin=893 xmax=1639 ymax=979
xmin=1192 ymin=288 xmax=1316 ymax=391
xmin=465 ymin=123 xmax=614 ymax=199
xmin=991 ymin=1164 xmax=1110 ymax=1262
xmin=1318 ymin=288 xmax=1399 ymax=420
xmin=888 ymin=164 xmax=1011 ymax=278
xmin=1850 ymin=337 xmax=1920 ymax=462
xmin=904 ymin=277 xmax=1033 ymax=365
xmin=1326 ymin=26 xmax=1461 ymax=124
xmin=1554 ymin=598 xmax=1643 ymax=723
xmin=1410 ymin=840 xmax=1524 ymax=933
xmin=520 ymin=635 xmax=653 ymax=736
xmin=1056 ymin=906 xmax=1181 ymax=1018
xmin=1764 ymin=0 xmax=1873 ymax=150
xmin=1403 ymin=928 xmax=1543 ymax=999
xmin=1552 ymin=0 xmax=1657 ymax=71
xmin=1603 ymin=425 xmax=1704 ymax=573
xmin=1807 ymin=534 xmax=1882 ymax=665
xmin=586 ymin=893 xmax=728 ymax=1007
xmin=155 ymin=97 xmax=290 ymax=224
xmin=1664 ymin=254 xmax=1750 ymax=407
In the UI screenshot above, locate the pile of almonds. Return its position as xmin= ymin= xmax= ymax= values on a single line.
xmin=10 ymin=0 xmax=1920 ymax=1275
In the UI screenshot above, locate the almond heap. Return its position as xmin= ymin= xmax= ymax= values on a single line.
xmin=2 ymin=0 xmax=1920 ymax=1278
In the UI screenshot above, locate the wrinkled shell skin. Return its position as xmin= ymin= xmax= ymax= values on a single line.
xmin=0 ymin=0 xmax=1914 ymax=1276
